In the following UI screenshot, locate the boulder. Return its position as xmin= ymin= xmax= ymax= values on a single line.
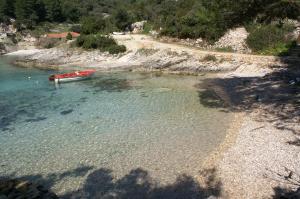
xmin=196 ymin=38 xmax=203 ymax=44
xmin=23 ymin=34 xmax=37 ymax=43
xmin=131 ymin=21 xmax=147 ymax=34
xmin=0 ymin=21 xmax=17 ymax=34
xmin=0 ymin=40 xmax=17 ymax=55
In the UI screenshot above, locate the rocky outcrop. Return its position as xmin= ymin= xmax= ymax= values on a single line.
xmin=0 ymin=179 xmax=58 ymax=199
xmin=0 ymin=23 xmax=18 ymax=54
xmin=131 ymin=21 xmax=147 ymax=34
xmin=133 ymin=48 xmax=242 ymax=73
xmin=11 ymin=44 xmax=283 ymax=75
xmin=18 ymin=33 xmax=39 ymax=50
xmin=159 ymin=27 xmax=252 ymax=54
xmin=0 ymin=33 xmax=18 ymax=55
xmin=0 ymin=20 xmax=39 ymax=54
xmin=9 ymin=34 xmax=292 ymax=75
xmin=213 ymin=27 xmax=251 ymax=53
xmin=0 ymin=21 xmax=17 ymax=34
xmin=283 ymin=19 xmax=300 ymax=40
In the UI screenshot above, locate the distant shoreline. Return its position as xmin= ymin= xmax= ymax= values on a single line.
xmin=3 ymin=34 xmax=287 ymax=76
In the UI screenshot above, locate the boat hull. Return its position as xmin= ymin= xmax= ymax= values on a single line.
xmin=49 ymin=70 xmax=96 ymax=83
xmin=56 ymin=76 xmax=92 ymax=83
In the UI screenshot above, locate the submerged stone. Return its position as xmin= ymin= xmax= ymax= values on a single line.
xmin=60 ymin=109 xmax=74 ymax=115
xmin=25 ymin=117 xmax=47 ymax=123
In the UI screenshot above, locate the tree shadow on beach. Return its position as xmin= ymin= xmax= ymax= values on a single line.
xmin=198 ymin=47 xmax=300 ymax=198
xmin=0 ymin=165 xmax=94 ymax=191
xmin=263 ymin=167 xmax=300 ymax=199
xmin=198 ymin=56 xmax=300 ymax=135
xmin=1 ymin=166 xmax=222 ymax=199
xmin=273 ymin=186 xmax=300 ymax=199
xmin=61 ymin=168 xmax=221 ymax=199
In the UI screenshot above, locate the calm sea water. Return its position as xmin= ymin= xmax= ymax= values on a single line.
xmin=0 ymin=57 xmax=233 ymax=196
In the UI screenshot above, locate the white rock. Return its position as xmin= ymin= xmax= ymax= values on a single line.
xmin=131 ymin=21 xmax=147 ymax=34
xmin=214 ymin=27 xmax=251 ymax=53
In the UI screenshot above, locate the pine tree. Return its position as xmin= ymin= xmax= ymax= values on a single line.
xmin=15 ymin=0 xmax=39 ymax=27
xmin=0 ymin=0 xmax=15 ymax=21
xmin=0 ymin=0 xmax=8 ymax=20
xmin=43 ymin=0 xmax=62 ymax=22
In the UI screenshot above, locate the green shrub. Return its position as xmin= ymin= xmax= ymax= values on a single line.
xmin=203 ymin=55 xmax=217 ymax=62
xmin=259 ymin=41 xmax=297 ymax=56
xmin=160 ymin=7 xmax=227 ymax=43
xmin=246 ymin=24 xmax=295 ymax=55
xmin=66 ymin=32 xmax=73 ymax=40
xmin=142 ymin=22 xmax=153 ymax=34
xmin=81 ymin=16 xmax=106 ymax=34
xmin=76 ymin=35 xmax=85 ymax=47
xmin=82 ymin=35 xmax=97 ymax=49
xmin=114 ymin=8 xmax=134 ymax=31
xmin=107 ymin=45 xmax=126 ymax=54
xmin=70 ymin=25 xmax=81 ymax=33
xmin=96 ymin=35 xmax=117 ymax=50
xmin=75 ymin=34 xmax=126 ymax=54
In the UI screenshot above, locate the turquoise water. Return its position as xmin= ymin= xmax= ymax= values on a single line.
xmin=0 ymin=58 xmax=233 ymax=196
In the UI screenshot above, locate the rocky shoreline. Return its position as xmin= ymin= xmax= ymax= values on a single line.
xmin=5 ymin=34 xmax=288 ymax=76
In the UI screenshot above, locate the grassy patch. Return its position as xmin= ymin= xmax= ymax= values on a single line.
xmin=203 ymin=54 xmax=217 ymax=62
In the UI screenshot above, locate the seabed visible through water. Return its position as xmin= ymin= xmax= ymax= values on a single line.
xmin=0 ymin=57 xmax=233 ymax=196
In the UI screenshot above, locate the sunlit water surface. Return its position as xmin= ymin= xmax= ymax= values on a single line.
xmin=0 ymin=57 xmax=233 ymax=196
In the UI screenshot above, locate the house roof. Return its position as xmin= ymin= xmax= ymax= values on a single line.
xmin=46 ymin=32 xmax=80 ymax=39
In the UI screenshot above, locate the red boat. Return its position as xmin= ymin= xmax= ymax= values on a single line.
xmin=49 ymin=70 xmax=96 ymax=83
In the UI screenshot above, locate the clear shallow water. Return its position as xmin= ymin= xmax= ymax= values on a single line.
xmin=0 ymin=58 xmax=233 ymax=196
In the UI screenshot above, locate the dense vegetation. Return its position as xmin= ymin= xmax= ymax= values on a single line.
xmin=1 ymin=0 xmax=299 ymax=33
xmin=246 ymin=24 xmax=297 ymax=55
xmin=76 ymin=34 xmax=126 ymax=54
xmin=0 ymin=0 xmax=299 ymax=54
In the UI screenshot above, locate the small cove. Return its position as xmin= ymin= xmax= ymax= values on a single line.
xmin=0 ymin=57 xmax=234 ymax=197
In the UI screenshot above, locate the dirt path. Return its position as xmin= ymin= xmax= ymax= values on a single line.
xmin=113 ymin=34 xmax=279 ymax=61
